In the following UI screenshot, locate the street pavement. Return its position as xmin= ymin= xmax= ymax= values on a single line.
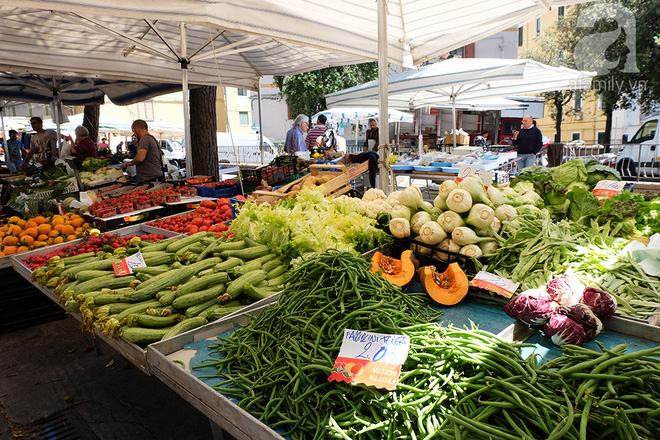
xmin=0 ymin=316 xmax=219 ymax=440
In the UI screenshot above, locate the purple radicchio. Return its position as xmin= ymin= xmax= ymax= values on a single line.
xmin=504 ymin=289 xmax=560 ymax=325
xmin=543 ymin=314 xmax=587 ymax=346
xmin=581 ymin=287 xmax=617 ymax=322
xmin=546 ymin=275 xmax=584 ymax=306
xmin=560 ymin=303 xmax=603 ymax=341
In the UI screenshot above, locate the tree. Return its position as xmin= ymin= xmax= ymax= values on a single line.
xmin=274 ymin=63 xmax=378 ymax=118
xmin=82 ymin=104 xmax=100 ymax=143
xmin=189 ymin=86 xmax=218 ymax=180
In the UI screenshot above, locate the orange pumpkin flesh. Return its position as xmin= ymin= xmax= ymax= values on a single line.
xmin=370 ymin=250 xmax=415 ymax=286
xmin=419 ymin=263 xmax=469 ymax=306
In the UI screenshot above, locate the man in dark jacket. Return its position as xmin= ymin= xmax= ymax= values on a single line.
xmin=512 ymin=115 xmax=543 ymax=171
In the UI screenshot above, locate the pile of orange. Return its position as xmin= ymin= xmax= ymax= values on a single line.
xmin=0 ymin=213 xmax=93 ymax=257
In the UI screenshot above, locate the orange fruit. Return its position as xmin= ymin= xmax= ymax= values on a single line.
xmin=53 ymin=237 xmax=64 ymax=244
xmin=0 ymin=225 xmax=8 ymax=233
xmin=37 ymin=224 xmax=51 ymax=235
xmin=71 ymin=218 xmax=84 ymax=228
xmin=18 ymin=231 xmax=28 ymax=239
xmin=66 ymin=234 xmax=77 ymax=241
xmin=0 ymin=251 xmax=5 ymax=257
xmin=53 ymin=224 xmax=64 ymax=233
xmin=0 ymin=232 xmax=4 ymax=239
xmin=10 ymin=225 xmax=22 ymax=235
xmin=37 ymin=234 xmax=49 ymax=242
xmin=8 ymin=216 xmax=20 ymax=223
xmin=33 ymin=216 xmax=47 ymax=225
xmin=25 ymin=220 xmax=38 ymax=229
xmin=3 ymin=246 xmax=17 ymax=255
xmin=61 ymin=225 xmax=75 ymax=236
xmin=48 ymin=230 xmax=60 ymax=237
xmin=16 ymin=219 xmax=26 ymax=228
xmin=21 ymin=236 xmax=34 ymax=246
xmin=16 ymin=245 xmax=29 ymax=253
xmin=3 ymin=236 xmax=18 ymax=246
xmin=51 ymin=215 xmax=65 ymax=226
xmin=82 ymin=222 xmax=91 ymax=228
xmin=48 ymin=238 xmax=54 ymax=245
xmin=26 ymin=227 xmax=39 ymax=238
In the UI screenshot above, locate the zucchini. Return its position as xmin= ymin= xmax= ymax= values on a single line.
xmin=103 ymin=302 xmax=136 ymax=315
xmin=121 ymin=326 xmax=173 ymax=344
xmin=156 ymin=289 xmax=177 ymax=306
xmin=128 ymin=265 xmax=200 ymax=301
xmin=184 ymin=298 xmax=219 ymax=318
xmin=141 ymin=237 xmax=180 ymax=252
xmin=188 ymin=243 xmax=206 ymax=254
xmin=71 ymin=274 xmax=137 ymax=296
xmin=65 ymin=300 xmax=80 ymax=313
xmin=261 ymin=258 xmax=284 ymax=273
xmin=205 ymin=304 xmax=247 ymax=321
xmin=242 ymin=237 xmax=262 ymax=248
xmin=220 ymin=245 xmax=271 ymax=261
xmin=213 ymin=257 xmax=243 ymax=272
xmin=115 ymin=300 xmax=163 ymax=323
xmin=267 ymin=265 xmax=287 ymax=279
xmin=234 ymin=253 xmax=279 ymax=275
xmin=67 ymin=257 xmax=122 ymax=278
xmin=92 ymin=293 xmax=134 ymax=306
xmin=143 ymin=252 xmax=177 ymax=266
xmin=245 ymin=283 xmax=279 ymax=301
xmin=213 ymin=240 xmax=247 ymax=252
xmin=161 ymin=316 xmax=207 ymax=340
xmin=268 ymin=274 xmax=285 ymax=287
xmin=226 ymin=270 xmax=268 ymax=300
xmin=175 ymin=272 xmax=230 ymax=298
xmin=131 ymin=266 xmax=170 ymax=276
xmin=137 ymin=313 xmax=184 ymax=328
xmin=166 ymin=231 xmax=211 ymax=253
xmin=172 ymin=284 xmax=226 ymax=309
xmin=197 ymin=240 xmax=221 ymax=261
xmin=176 ymin=241 xmax=201 ymax=257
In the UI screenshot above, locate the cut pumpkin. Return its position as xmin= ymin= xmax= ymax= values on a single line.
xmin=418 ymin=263 xmax=469 ymax=305
xmin=370 ymin=250 xmax=415 ymax=286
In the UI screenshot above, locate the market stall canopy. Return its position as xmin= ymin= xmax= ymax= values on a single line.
xmin=42 ymin=114 xmax=134 ymax=136
xmin=326 ymin=58 xmax=596 ymax=109
xmin=147 ymin=121 xmax=186 ymax=139
xmin=312 ymin=108 xmax=414 ymax=125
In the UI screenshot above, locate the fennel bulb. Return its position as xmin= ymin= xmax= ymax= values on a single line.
xmin=438 ymin=180 xmax=458 ymax=198
xmin=389 ymin=218 xmax=411 ymax=238
xmin=411 ymin=211 xmax=433 ymax=235
xmin=419 ymin=221 xmax=448 ymax=245
xmin=445 ymin=189 xmax=472 ymax=213
xmin=399 ymin=186 xmax=434 ymax=215
xmin=391 ymin=204 xmax=413 ymax=222
xmin=465 ymin=203 xmax=495 ymax=229
xmin=433 ymin=193 xmax=448 ymax=210
xmin=435 ymin=238 xmax=460 ymax=262
xmin=458 ymin=176 xmax=494 ymax=207
xmin=438 ymin=211 xmax=465 ymax=233
xmin=452 ymin=226 xmax=495 ymax=246
xmin=478 ymin=241 xmax=498 ymax=255
xmin=494 ymin=204 xmax=517 ymax=221
xmin=459 ymin=244 xmax=483 ymax=258
xmin=411 ymin=239 xmax=432 ymax=255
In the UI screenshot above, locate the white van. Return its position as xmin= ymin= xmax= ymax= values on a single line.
xmin=216 ymin=133 xmax=278 ymax=165
xmin=616 ymin=115 xmax=660 ymax=178
xmin=159 ymin=139 xmax=186 ymax=167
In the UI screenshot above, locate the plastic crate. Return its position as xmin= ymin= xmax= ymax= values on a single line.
xmin=241 ymin=168 xmax=262 ymax=187
xmin=230 ymin=197 xmax=246 ymax=220
xmin=33 ymin=179 xmax=79 ymax=200
xmin=194 ymin=184 xmax=241 ymax=198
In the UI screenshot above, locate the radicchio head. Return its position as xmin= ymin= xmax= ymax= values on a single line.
xmin=581 ymin=287 xmax=617 ymax=322
xmin=504 ymin=289 xmax=560 ymax=326
xmin=560 ymin=303 xmax=603 ymax=341
xmin=543 ymin=314 xmax=587 ymax=346
xmin=546 ymin=275 xmax=584 ymax=306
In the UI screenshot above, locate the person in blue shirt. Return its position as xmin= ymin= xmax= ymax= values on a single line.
xmin=6 ymin=130 xmax=24 ymax=172
xmin=284 ymin=114 xmax=309 ymax=154
xmin=512 ymin=115 xmax=543 ymax=171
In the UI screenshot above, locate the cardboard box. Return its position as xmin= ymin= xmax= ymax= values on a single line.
xmin=445 ymin=133 xmax=470 ymax=146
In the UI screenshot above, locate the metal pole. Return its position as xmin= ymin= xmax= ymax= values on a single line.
xmin=377 ymin=0 xmax=389 ymax=192
xmin=54 ymin=93 xmax=62 ymax=155
xmin=452 ymin=95 xmax=457 ymax=149
xmin=0 ymin=108 xmax=7 ymax=167
xmin=257 ymin=76 xmax=264 ymax=164
xmin=180 ymin=23 xmax=193 ymax=178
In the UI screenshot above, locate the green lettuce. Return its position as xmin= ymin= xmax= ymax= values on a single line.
xmin=566 ymin=189 xmax=599 ymax=224
xmin=550 ymin=159 xmax=588 ymax=187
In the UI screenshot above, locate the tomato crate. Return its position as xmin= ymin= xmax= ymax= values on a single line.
xmin=192 ymin=180 xmax=241 ymax=198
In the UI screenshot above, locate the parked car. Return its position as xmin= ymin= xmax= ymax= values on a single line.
xmin=216 ymin=133 xmax=278 ymax=165
xmin=616 ymin=115 xmax=660 ymax=178
xmin=159 ymin=139 xmax=186 ymax=168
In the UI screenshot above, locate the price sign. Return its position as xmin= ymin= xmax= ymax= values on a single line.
xmin=592 ymin=180 xmax=626 ymax=198
xmin=457 ymin=165 xmax=493 ymax=186
xmin=122 ymin=213 xmax=149 ymax=222
xmin=471 ymin=271 xmax=519 ymax=299
xmin=113 ymin=252 xmax=147 ymax=276
xmin=186 ymin=203 xmax=201 ymax=209
xmin=328 ymin=329 xmax=410 ymax=390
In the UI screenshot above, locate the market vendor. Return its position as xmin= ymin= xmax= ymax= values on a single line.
xmin=122 ymin=119 xmax=164 ymax=182
xmin=284 ymin=114 xmax=309 ymax=154
xmin=363 ymin=118 xmax=379 ymax=152
xmin=512 ymin=115 xmax=543 ymax=171
xmin=20 ymin=116 xmax=58 ymax=170
xmin=63 ymin=126 xmax=97 ymax=163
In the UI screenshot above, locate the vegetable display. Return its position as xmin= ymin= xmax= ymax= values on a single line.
xmin=370 ymin=250 xmax=415 ymax=286
xmin=146 ymin=198 xmax=232 ymax=235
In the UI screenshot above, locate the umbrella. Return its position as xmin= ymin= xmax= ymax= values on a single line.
xmin=0 ymin=1 xmax=585 ymax=181
xmin=42 ymin=114 xmax=134 ymax=136
xmin=326 ymin=58 xmax=595 ymax=147
xmin=312 ymin=108 xmax=414 ymax=125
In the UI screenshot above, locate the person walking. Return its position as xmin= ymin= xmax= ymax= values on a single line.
xmin=512 ymin=115 xmax=543 ymax=171
xmin=284 ymin=115 xmax=309 ymax=154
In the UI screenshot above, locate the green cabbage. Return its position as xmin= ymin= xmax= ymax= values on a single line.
xmin=549 ymin=159 xmax=588 ymax=186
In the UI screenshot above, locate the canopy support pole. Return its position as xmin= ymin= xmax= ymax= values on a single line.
xmin=0 ymin=108 xmax=7 ymax=167
xmin=257 ymin=76 xmax=264 ymax=165
xmin=377 ymin=0 xmax=390 ymax=193
xmin=54 ymin=93 xmax=62 ymax=155
xmin=452 ymin=94 xmax=457 ymax=149
xmin=180 ymin=23 xmax=193 ymax=178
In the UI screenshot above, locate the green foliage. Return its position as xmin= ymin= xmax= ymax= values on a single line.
xmin=273 ymin=63 xmax=378 ymax=118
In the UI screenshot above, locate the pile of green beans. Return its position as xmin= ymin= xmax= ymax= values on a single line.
xmin=197 ymin=250 xmax=441 ymax=439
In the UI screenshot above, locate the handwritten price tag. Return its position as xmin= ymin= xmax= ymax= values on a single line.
xmin=457 ymin=165 xmax=493 ymax=186
xmin=471 ymin=271 xmax=519 ymax=299
xmin=186 ymin=203 xmax=201 ymax=209
xmin=328 ymin=329 xmax=410 ymax=390
xmin=122 ymin=213 xmax=148 ymax=222
xmin=592 ymin=180 xmax=626 ymax=198
xmin=112 ymin=252 xmax=147 ymax=276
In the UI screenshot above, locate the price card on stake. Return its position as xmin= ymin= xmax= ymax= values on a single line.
xmin=122 ymin=212 xmax=149 ymax=222
xmin=328 ymin=329 xmax=410 ymax=390
xmin=456 ymin=165 xmax=493 ymax=186
xmin=113 ymin=252 xmax=147 ymax=276
xmin=592 ymin=180 xmax=626 ymax=198
xmin=471 ymin=271 xmax=519 ymax=299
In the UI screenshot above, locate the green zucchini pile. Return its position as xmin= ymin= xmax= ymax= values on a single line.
xmin=31 ymin=232 xmax=288 ymax=344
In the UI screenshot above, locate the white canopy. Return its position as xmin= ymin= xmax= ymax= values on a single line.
xmin=43 ymin=114 xmax=134 ymax=136
xmin=312 ymin=108 xmax=414 ymax=125
xmin=326 ymin=58 xmax=595 ymax=109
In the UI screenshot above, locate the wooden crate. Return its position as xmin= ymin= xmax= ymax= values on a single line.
xmin=253 ymin=163 xmax=351 ymax=204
